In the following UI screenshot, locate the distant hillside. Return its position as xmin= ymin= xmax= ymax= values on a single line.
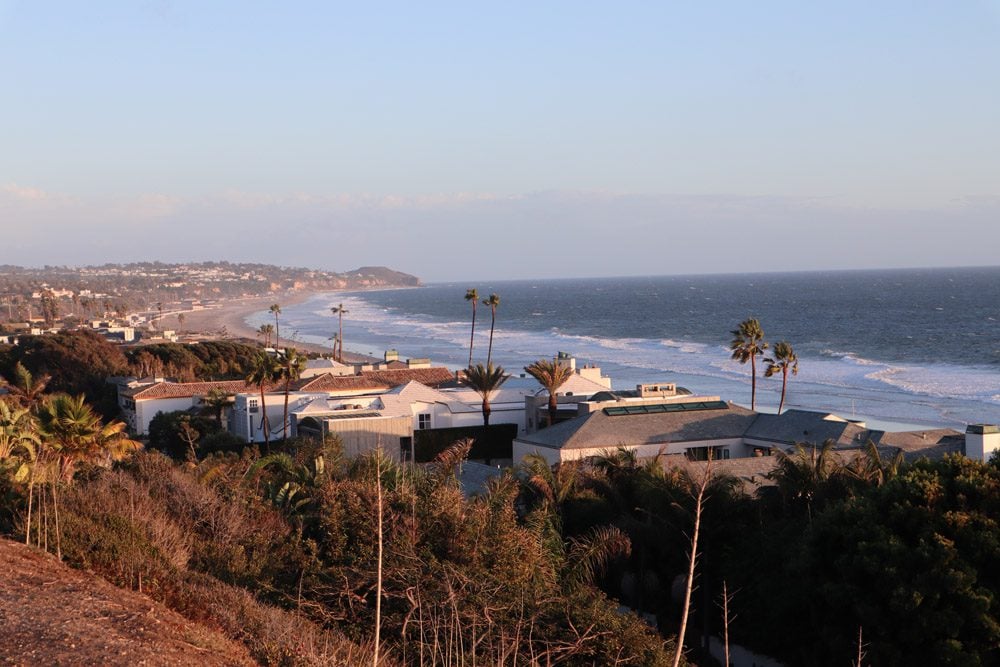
xmin=347 ymin=266 xmax=421 ymax=287
xmin=0 ymin=262 xmax=420 ymax=320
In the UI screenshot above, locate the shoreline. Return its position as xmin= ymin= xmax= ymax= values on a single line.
xmin=166 ymin=291 xmax=376 ymax=362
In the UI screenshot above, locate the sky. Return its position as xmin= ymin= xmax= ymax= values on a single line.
xmin=1 ymin=1 xmax=999 ymax=281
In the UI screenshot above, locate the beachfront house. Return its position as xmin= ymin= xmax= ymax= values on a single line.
xmin=513 ymin=392 xmax=981 ymax=469
xmin=118 ymin=378 xmax=258 ymax=435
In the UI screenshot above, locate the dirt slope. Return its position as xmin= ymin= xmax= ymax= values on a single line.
xmin=0 ymin=539 xmax=253 ymax=666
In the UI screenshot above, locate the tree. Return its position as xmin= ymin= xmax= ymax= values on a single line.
xmin=764 ymin=340 xmax=798 ymax=413
xmin=0 ymin=399 xmax=40 ymax=547
xmin=673 ymin=457 xmax=714 ymax=667
xmin=464 ymin=288 xmax=479 ymax=367
xmin=36 ymin=394 xmax=140 ymax=482
xmin=39 ymin=289 xmax=59 ymax=326
xmin=201 ymin=388 xmax=232 ymax=426
xmin=729 ymin=318 xmax=768 ymax=410
xmin=462 ymin=363 xmax=508 ymax=426
xmin=256 ymin=323 xmax=274 ymax=348
xmin=277 ymin=348 xmax=308 ymax=440
xmin=0 ymin=362 xmax=50 ymax=408
xmin=0 ymin=400 xmax=40 ymax=460
xmin=245 ymin=352 xmax=280 ymax=451
xmin=524 ymin=358 xmax=573 ymax=427
xmin=269 ymin=303 xmax=282 ymax=349
xmin=482 ymin=293 xmax=500 ymax=367
xmin=35 ymin=393 xmax=140 ymax=559
xmin=330 ymin=303 xmax=349 ymax=362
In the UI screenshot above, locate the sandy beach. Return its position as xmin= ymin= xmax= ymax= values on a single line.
xmin=166 ymin=292 xmax=375 ymax=362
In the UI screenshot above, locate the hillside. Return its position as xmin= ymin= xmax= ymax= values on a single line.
xmin=0 ymin=539 xmax=252 ymax=666
xmin=0 ymin=262 xmax=421 ymax=320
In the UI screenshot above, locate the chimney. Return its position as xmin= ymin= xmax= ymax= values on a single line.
xmin=384 ymin=349 xmax=399 ymax=362
xmin=965 ymin=424 xmax=1000 ymax=462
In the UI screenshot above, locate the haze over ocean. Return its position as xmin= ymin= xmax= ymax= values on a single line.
xmin=253 ymin=267 xmax=1000 ymax=429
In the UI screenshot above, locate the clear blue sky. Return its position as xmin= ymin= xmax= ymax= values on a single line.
xmin=2 ymin=1 xmax=999 ymax=280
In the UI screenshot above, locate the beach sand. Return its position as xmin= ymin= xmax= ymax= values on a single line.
xmin=166 ymin=292 xmax=374 ymax=362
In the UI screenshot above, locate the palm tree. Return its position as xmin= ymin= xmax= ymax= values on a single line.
xmin=0 ymin=401 xmax=41 ymax=547
xmin=0 ymin=362 xmax=50 ymax=408
xmin=524 ymin=358 xmax=573 ymax=427
xmin=36 ymin=394 xmax=140 ymax=482
xmin=35 ymin=394 xmax=140 ymax=560
xmin=245 ymin=352 xmax=280 ymax=451
xmin=257 ymin=323 xmax=274 ymax=348
xmin=201 ymin=388 xmax=231 ymax=426
xmin=729 ymin=318 xmax=768 ymax=410
xmin=462 ymin=363 xmax=508 ymax=426
xmin=0 ymin=400 xmax=39 ymax=460
xmin=764 ymin=340 xmax=798 ymax=413
xmin=330 ymin=303 xmax=349 ymax=362
xmin=464 ymin=288 xmax=479 ymax=367
xmin=277 ymin=348 xmax=308 ymax=440
xmin=482 ymin=293 xmax=500 ymax=367
xmin=269 ymin=303 xmax=282 ymax=349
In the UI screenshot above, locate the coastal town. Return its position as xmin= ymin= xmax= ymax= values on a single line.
xmin=5 ymin=2 xmax=999 ymax=664
xmin=3 ymin=265 xmax=1000 ymax=665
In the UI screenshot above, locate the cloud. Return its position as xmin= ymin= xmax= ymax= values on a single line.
xmin=2 ymin=183 xmax=51 ymax=201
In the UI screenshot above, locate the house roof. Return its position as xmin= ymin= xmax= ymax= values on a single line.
xmin=125 ymin=379 xmax=278 ymax=400
xmin=517 ymin=401 xmax=757 ymax=451
xmin=744 ymin=410 xmax=875 ymax=448
xmin=874 ymin=428 xmax=965 ymax=460
xmin=295 ymin=367 xmax=454 ymax=393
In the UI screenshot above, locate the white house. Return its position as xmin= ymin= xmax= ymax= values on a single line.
xmin=119 ymin=378 xmax=258 ymax=435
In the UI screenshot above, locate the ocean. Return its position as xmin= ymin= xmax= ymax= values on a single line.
xmin=247 ymin=267 xmax=1000 ymax=429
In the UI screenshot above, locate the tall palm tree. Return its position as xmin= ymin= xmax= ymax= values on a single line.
xmin=764 ymin=341 xmax=799 ymax=413
xmin=330 ymin=303 xmax=349 ymax=362
xmin=482 ymin=293 xmax=500 ymax=367
xmin=34 ymin=394 xmax=139 ymax=559
xmin=269 ymin=303 xmax=282 ymax=349
xmin=524 ymin=358 xmax=573 ymax=427
xmin=729 ymin=318 xmax=768 ymax=410
xmin=462 ymin=363 xmax=508 ymax=426
xmin=464 ymin=288 xmax=479 ymax=367
xmin=0 ymin=362 xmax=50 ymax=408
xmin=277 ymin=348 xmax=308 ymax=440
xmin=245 ymin=352 xmax=280 ymax=451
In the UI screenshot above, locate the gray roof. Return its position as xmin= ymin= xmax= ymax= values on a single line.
xmin=874 ymin=429 xmax=965 ymax=460
xmin=517 ymin=401 xmax=757 ymax=451
xmin=517 ymin=401 xmax=968 ymax=459
xmin=744 ymin=410 xmax=875 ymax=448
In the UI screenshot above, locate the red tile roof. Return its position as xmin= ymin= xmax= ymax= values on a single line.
xmin=295 ymin=367 xmax=455 ymax=393
xmin=126 ymin=367 xmax=455 ymax=401
xmin=125 ymin=379 xmax=280 ymax=400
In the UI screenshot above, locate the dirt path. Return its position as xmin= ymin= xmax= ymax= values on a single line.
xmin=0 ymin=539 xmax=253 ymax=666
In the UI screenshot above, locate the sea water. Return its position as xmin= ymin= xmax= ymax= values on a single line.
xmin=251 ymin=267 xmax=1000 ymax=429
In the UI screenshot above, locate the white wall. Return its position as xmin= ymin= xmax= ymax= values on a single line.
xmin=135 ymin=397 xmax=197 ymax=435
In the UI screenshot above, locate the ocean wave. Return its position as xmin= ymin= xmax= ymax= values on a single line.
xmin=275 ymin=291 xmax=1000 ymax=423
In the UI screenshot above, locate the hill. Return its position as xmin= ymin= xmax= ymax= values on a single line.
xmin=0 ymin=538 xmax=253 ymax=666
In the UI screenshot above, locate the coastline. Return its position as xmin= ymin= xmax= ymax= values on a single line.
xmin=166 ymin=291 xmax=375 ymax=362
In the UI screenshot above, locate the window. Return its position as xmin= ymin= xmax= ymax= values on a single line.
xmin=418 ymin=413 xmax=431 ymax=430
xmin=248 ymin=398 xmax=259 ymax=414
xmin=685 ymin=446 xmax=730 ymax=461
